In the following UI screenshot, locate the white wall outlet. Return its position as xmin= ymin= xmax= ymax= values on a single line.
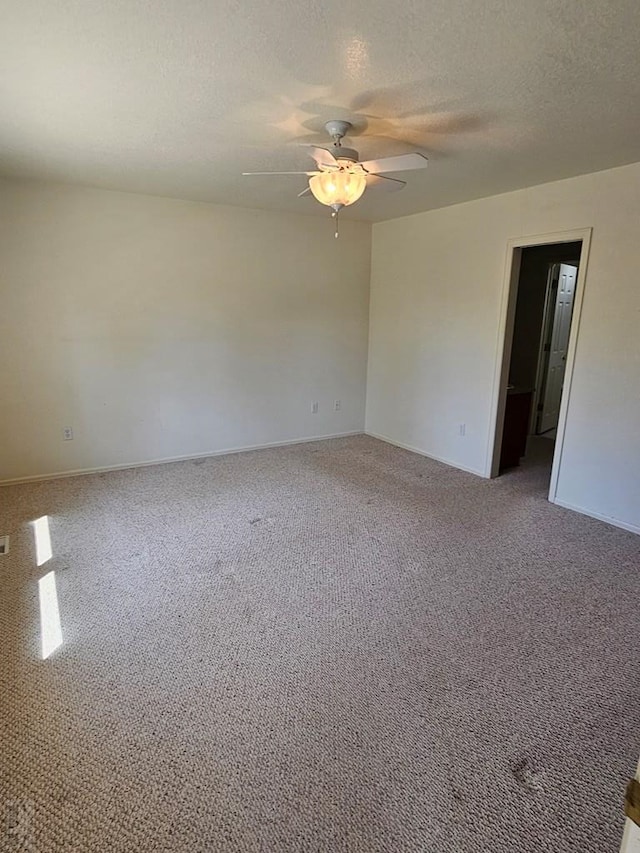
xmin=311 ymin=401 xmax=319 ymax=414
xmin=334 ymin=399 xmax=341 ymax=412
xmin=63 ymin=426 xmax=74 ymax=441
xmin=458 ymin=423 xmax=466 ymax=436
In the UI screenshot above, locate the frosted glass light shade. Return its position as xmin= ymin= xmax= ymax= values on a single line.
xmin=308 ymin=171 xmax=366 ymax=207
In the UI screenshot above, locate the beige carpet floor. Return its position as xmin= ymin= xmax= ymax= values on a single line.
xmin=1 ymin=435 xmax=639 ymax=852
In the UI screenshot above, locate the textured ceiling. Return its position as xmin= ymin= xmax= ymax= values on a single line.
xmin=2 ymin=0 xmax=640 ymax=222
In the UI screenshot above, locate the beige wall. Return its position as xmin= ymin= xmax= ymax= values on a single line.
xmin=367 ymin=162 xmax=640 ymax=533
xmin=0 ymin=180 xmax=371 ymax=481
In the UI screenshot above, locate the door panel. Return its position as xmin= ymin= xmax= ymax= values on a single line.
xmin=538 ymin=263 xmax=577 ymax=434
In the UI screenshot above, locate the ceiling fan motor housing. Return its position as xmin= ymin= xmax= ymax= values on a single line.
xmin=334 ymin=148 xmax=359 ymax=164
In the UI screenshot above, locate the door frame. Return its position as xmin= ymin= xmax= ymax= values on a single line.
xmin=485 ymin=227 xmax=592 ymax=503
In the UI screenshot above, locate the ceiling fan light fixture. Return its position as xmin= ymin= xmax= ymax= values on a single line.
xmin=308 ymin=170 xmax=366 ymax=209
xmin=242 ymin=118 xmax=427 ymax=234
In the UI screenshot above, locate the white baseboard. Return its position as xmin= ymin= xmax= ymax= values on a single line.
xmin=552 ymin=497 xmax=640 ymax=536
xmin=365 ymin=430 xmax=486 ymax=477
xmin=0 ymin=431 xmax=363 ymax=486
xmin=367 ymin=432 xmax=639 ymax=536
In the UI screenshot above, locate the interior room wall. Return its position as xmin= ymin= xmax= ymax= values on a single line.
xmin=508 ymin=242 xmax=582 ymax=392
xmin=366 ymin=161 xmax=640 ymax=534
xmin=0 ymin=179 xmax=371 ymax=482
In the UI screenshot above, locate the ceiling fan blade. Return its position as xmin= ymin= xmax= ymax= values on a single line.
xmin=242 ymin=170 xmax=320 ymax=176
xmin=299 ymin=145 xmax=339 ymax=169
xmin=359 ymin=153 xmax=428 ymax=174
xmin=297 ymin=186 xmax=313 ymax=198
xmin=365 ymin=174 xmax=406 ymax=192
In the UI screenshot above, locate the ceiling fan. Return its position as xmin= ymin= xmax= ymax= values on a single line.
xmin=242 ymin=119 xmax=428 ymax=236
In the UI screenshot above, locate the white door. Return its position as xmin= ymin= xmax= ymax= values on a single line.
xmin=621 ymin=760 xmax=640 ymax=852
xmin=538 ymin=263 xmax=577 ymax=434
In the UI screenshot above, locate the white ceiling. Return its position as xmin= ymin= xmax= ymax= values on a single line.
xmin=2 ymin=0 xmax=640 ymax=222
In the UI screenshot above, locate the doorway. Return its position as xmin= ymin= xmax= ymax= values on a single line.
xmin=487 ymin=229 xmax=592 ymax=500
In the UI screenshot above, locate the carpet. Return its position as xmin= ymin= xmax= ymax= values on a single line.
xmin=1 ymin=435 xmax=638 ymax=851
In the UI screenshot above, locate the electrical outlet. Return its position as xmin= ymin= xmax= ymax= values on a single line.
xmin=63 ymin=426 xmax=74 ymax=441
xmin=334 ymin=399 xmax=341 ymax=412
xmin=458 ymin=423 xmax=466 ymax=437
xmin=311 ymin=401 xmax=319 ymax=414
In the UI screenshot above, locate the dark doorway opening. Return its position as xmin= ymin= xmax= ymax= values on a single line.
xmin=498 ymin=241 xmax=582 ymax=479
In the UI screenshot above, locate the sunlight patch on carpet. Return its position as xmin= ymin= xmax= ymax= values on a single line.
xmin=38 ymin=571 xmax=62 ymax=659
xmin=32 ymin=515 xmax=52 ymax=567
